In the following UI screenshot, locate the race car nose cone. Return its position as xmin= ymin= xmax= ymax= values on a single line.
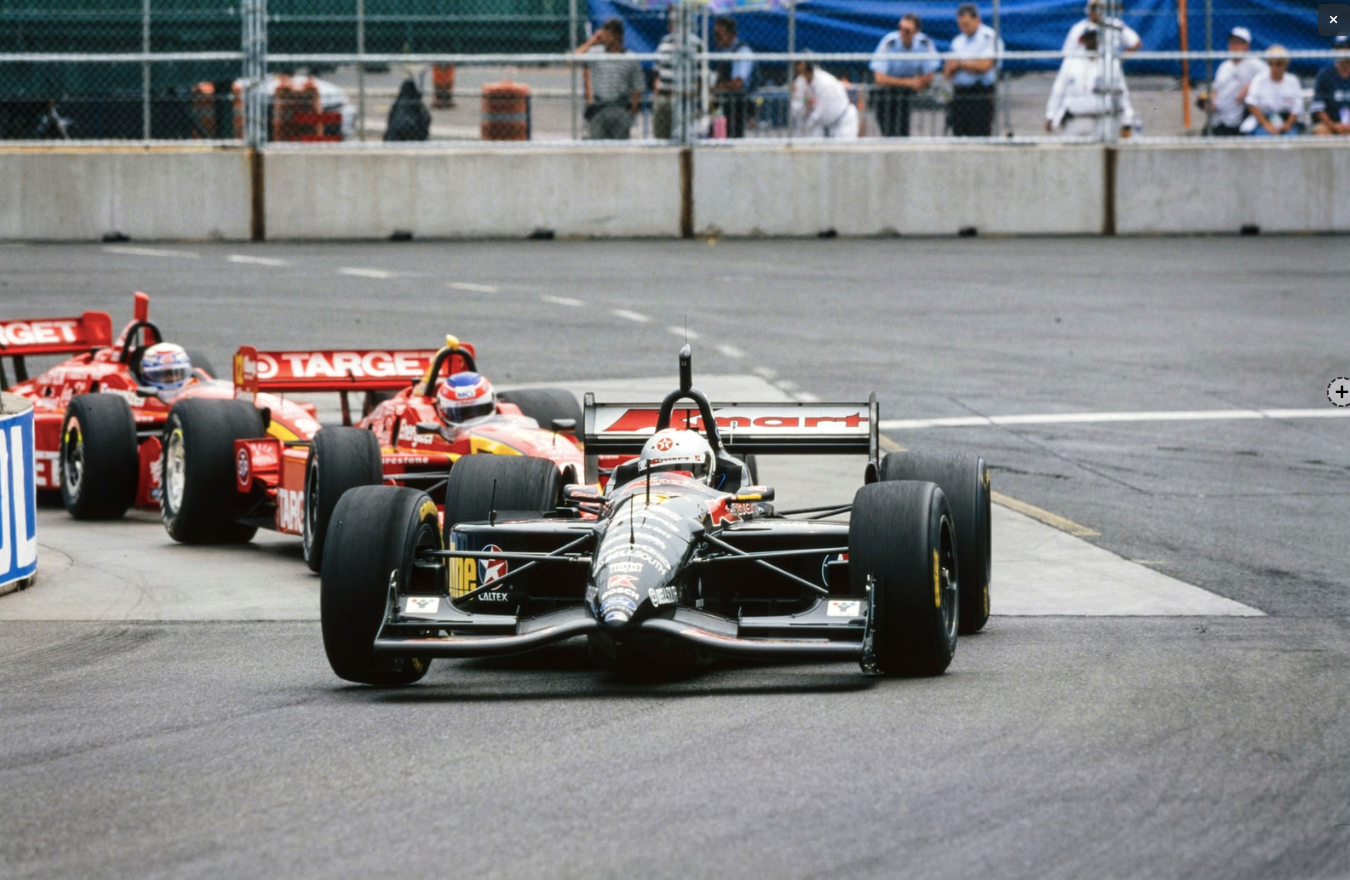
xmin=601 ymin=609 xmax=633 ymax=629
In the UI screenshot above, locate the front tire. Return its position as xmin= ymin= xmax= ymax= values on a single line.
xmin=850 ymin=480 xmax=958 ymax=676
xmin=443 ymin=454 xmax=561 ymax=527
xmin=880 ymin=451 xmax=991 ymax=634
xmin=321 ymin=486 xmax=439 ymax=686
xmin=303 ymin=427 xmax=384 ymax=573
xmin=160 ymin=398 xmax=264 ymax=544
xmin=60 ymin=393 xmax=139 ymax=520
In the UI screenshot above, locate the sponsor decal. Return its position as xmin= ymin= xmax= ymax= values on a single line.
xmin=607 ymin=573 xmax=638 ymax=590
xmin=706 ymin=498 xmax=741 ymax=528
xmin=405 ymin=596 xmax=439 ymax=614
xmin=649 ymin=586 xmax=679 ymax=607
xmin=0 ymin=319 xmax=82 ymax=348
xmin=236 ymin=447 xmax=250 ymax=485
xmin=654 ymin=435 xmax=675 ymax=451
xmin=603 ymin=586 xmax=641 ymax=602
xmin=634 ymin=531 xmax=668 ymax=550
xmin=601 ymin=595 xmax=638 ymax=614
xmin=450 ymin=556 xmax=477 ymax=597
xmin=276 ymin=488 xmax=304 ymax=533
xmin=608 ymin=561 xmax=644 ymax=574
xmin=33 ymin=450 xmax=58 ymax=489
xmin=256 ymin=351 xmax=432 ymax=381
xmin=474 ymin=591 xmax=511 ymax=603
xmin=480 ymin=545 xmax=507 ymax=585
xmin=827 ymin=600 xmax=863 ymax=617
xmin=597 ymin=407 xmax=869 ymax=435
xmin=595 ymin=546 xmax=671 ymax=573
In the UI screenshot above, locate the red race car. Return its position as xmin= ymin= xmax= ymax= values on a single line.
xmin=0 ymin=292 xmax=229 ymax=519
xmin=161 ymin=337 xmax=586 ymax=571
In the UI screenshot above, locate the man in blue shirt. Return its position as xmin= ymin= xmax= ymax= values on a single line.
xmin=1311 ymin=35 xmax=1350 ymax=137
xmin=943 ymin=3 xmax=1004 ymax=136
xmin=712 ymin=16 xmax=756 ymax=138
xmin=870 ymin=14 xmax=940 ymax=137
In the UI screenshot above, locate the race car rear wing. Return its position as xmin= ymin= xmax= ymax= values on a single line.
xmin=232 ymin=344 xmax=467 ymax=397
xmin=0 ymin=312 xmax=114 ymax=388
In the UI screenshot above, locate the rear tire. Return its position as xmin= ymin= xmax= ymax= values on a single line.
xmin=444 ymin=454 xmax=561 ymax=527
xmin=495 ymin=387 xmax=582 ymax=430
xmin=160 ymin=398 xmax=264 ymax=544
xmin=850 ymin=480 xmax=958 ymax=676
xmin=880 ymin=450 xmax=991 ymax=634
xmin=60 ymin=393 xmax=139 ymax=520
xmin=303 ymin=427 xmax=384 ymax=573
xmin=321 ymin=486 xmax=439 ymax=686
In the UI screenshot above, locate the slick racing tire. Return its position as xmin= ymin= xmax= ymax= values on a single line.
xmin=60 ymin=393 xmax=139 ymax=520
xmin=303 ymin=427 xmax=384 ymax=573
xmin=850 ymin=480 xmax=958 ymax=677
xmin=321 ymin=486 xmax=438 ymax=686
xmin=161 ymin=398 xmax=264 ymax=544
xmin=444 ymin=454 xmax=561 ymax=527
xmin=880 ymin=450 xmax=991 ymax=635
xmin=495 ymin=387 xmax=582 ymax=431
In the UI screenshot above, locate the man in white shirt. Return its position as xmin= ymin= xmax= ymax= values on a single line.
xmin=1044 ymin=27 xmax=1136 ymax=136
xmin=1062 ymin=0 xmax=1141 ymax=57
xmin=791 ymin=60 xmax=859 ymax=138
xmin=1206 ymin=26 xmax=1266 ymax=135
xmin=944 ymin=3 xmax=1004 ymax=136
xmin=869 ymin=13 xmax=940 ymax=137
xmin=1242 ymin=45 xmax=1304 ymax=136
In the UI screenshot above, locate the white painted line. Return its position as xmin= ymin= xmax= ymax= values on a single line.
xmin=613 ymin=309 xmax=652 ymax=324
xmin=543 ymin=295 xmax=585 ymax=307
xmin=103 ymin=246 xmax=198 ymax=258
xmin=227 ymin=254 xmax=288 ymax=267
xmin=880 ymin=407 xmax=1350 ymax=431
xmin=448 ymin=282 xmax=498 ymax=293
xmin=668 ymin=326 xmax=700 ymax=340
xmin=716 ymin=343 xmax=745 ymax=359
xmin=338 ymin=267 xmax=394 ymax=279
xmin=752 ymin=366 xmax=777 ymax=380
xmin=776 ymin=380 xmax=800 ymax=393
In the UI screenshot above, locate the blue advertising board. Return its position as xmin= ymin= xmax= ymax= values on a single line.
xmin=1 ymin=393 xmax=38 ymax=594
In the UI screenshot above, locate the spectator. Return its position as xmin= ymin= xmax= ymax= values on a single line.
xmin=869 ymin=14 xmax=940 ymax=137
xmin=1045 ymin=26 xmax=1136 ymax=136
xmin=711 ymin=17 xmax=755 ymax=138
xmin=791 ymin=60 xmax=859 ymax=138
xmin=1206 ymin=27 xmax=1266 ymax=136
xmin=577 ymin=18 xmax=643 ymax=140
xmin=944 ymin=4 xmax=1004 ymax=137
xmin=1311 ymin=35 xmax=1350 ymax=136
xmin=383 ymin=79 xmax=431 ymax=141
xmin=654 ymin=9 xmax=704 ymax=140
xmin=1242 ymin=45 xmax=1303 ymax=136
xmin=1062 ymin=0 xmax=1141 ymax=57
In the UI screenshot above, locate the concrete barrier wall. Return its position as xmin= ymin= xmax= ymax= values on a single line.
xmin=263 ymin=147 xmax=684 ymax=239
xmin=693 ymin=144 xmax=1107 ymax=237
xmin=0 ymin=147 xmax=252 ymax=241
xmin=1114 ymin=141 xmax=1350 ymax=235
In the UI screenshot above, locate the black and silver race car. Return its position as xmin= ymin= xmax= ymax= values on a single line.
xmin=319 ymin=347 xmax=991 ymax=686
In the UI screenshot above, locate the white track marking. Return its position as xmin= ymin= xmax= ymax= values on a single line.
xmin=880 ymin=407 xmax=1350 ymax=431
xmin=668 ymin=326 xmax=699 ymax=340
xmin=612 ymin=309 xmax=651 ymax=323
xmin=338 ymin=267 xmax=393 ymax=279
xmin=227 ymin=255 xmax=288 ymax=267
xmin=103 ymin=246 xmax=198 ymax=258
xmin=752 ymin=366 xmax=777 ymax=380
xmin=716 ymin=344 xmax=745 ymax=359
xmin=542 ymin=295 xmax=585 ymax=307
xmin=448 ymin=282 xmax=498 ymax=293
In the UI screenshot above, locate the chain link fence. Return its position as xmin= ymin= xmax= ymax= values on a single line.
xmin=1 ymin=0 xmax=1343 ymax=142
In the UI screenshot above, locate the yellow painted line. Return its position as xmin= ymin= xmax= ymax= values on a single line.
xmin=878 ymin=434 xmax=905 ymax=453
xmin=991 ymin=491 xmax=1100 ymax=538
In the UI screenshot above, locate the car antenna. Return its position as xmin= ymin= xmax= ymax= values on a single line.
xmin=629 ymin=496 xmax=636 ymax=545
xmin=489 ymin=478 xmax=497 ymax=527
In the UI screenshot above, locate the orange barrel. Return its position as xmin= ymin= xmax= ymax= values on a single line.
xmin=432 ymin=64 xmax=457 ymax=108
xmin=481 ymin=81 xmax=530 ymax=141
xmin=273 ymin=79 xmax=324 ymax=142
xmin=190 ymin=82 xmax=216 ymax=138
xmin=232 ymin=81 xmax=245 ymax=139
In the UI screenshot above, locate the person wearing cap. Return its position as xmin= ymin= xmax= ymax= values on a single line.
xmin=1242 ymin=45 xmax=1304 ymax=136
xmin=791 ymin=59 xmax=859 ymax=138
xmin=944 ymin=4 xmax=1004 ymax=137
xmin=869 ymin=13 xmax=940 ymax=137
xmin=1310 ymin=35 xmax=1350 ymax=136
xmin=1045 ymin=26 xmax=1137 ymax=136
xmin=1206 ymin=27 xmax=1267 ymax=136
xmin=1062 ymin=0 xmax=1141 ymax=57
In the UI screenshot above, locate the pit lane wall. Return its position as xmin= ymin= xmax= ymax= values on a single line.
xmin=0 ymin=393 xmax=38 ymax=597
xmin=2 ymin=142 xmax=1348 ymax=240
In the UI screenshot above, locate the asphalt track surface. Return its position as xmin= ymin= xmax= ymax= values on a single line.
xmin=2 ymin=238 xmax=1348 ymax=880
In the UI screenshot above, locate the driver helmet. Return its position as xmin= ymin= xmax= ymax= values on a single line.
xmin=436 ymin=371 xmax=496 ymax=424
xmin=637 ymin=429 xmax=716 ymax=485
xmin=140 ymin=343 xmax=193 ymax=391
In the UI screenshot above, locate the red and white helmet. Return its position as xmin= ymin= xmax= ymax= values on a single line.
xmin=637 ymin=429 xmax=716 ymax=484
xmin=436 ymin=371 xmax=495 ymax=424
xmin=140 ymin=342 xmax=193 ymax=391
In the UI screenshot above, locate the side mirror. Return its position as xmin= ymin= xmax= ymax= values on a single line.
xmin=551 ymin=418 xmax=577 ymax=433
xmin=733 ymin=486 xmax=775 ymax=503
xmin=415 ymin=421 xmax=441 ymax=435
xmin=563 ymin=484 xmax=605 ymax=505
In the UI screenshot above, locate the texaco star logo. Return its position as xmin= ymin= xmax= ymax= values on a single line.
xmin=480 ymin=545 xmax=507 ymax=583
xmin=655 ymin=436 xmax=674 ymax=451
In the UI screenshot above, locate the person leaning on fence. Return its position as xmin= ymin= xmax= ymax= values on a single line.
xmin=1062 ymin=0 xmax=1141 ymax=57
xmin=654 ymin=9 xmax=704 ymax=140
xmin=791 ymin=60 xmax=859 ymax=139
xmin=1044 ymin=26 xmax=1137 ymax=137
xmin=711 ymin=16 xmax=756 ymax=138
xmin=1310 ymin=35 xmax=1350 ymax=137
xmin=944 ymin=4 xmax=1003 ymax=137
xmin=577 ymin=18 xmax=644 ymax=140
xmin=1242 ymin=45 xmax=1304 ymax=136
xmin=869 ymin=14 xmax=939 ymax=137
xmin=1205 ymin=27 xmax=1266 ymax=136
xmin=384 ymin=79 xmax=431 ymax=141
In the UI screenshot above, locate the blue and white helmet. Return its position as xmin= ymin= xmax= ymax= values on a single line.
xmin=436 ymin=371 xmax=496 ymax=424
xmin=140 ymin=342 xmax=193 ymax=391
